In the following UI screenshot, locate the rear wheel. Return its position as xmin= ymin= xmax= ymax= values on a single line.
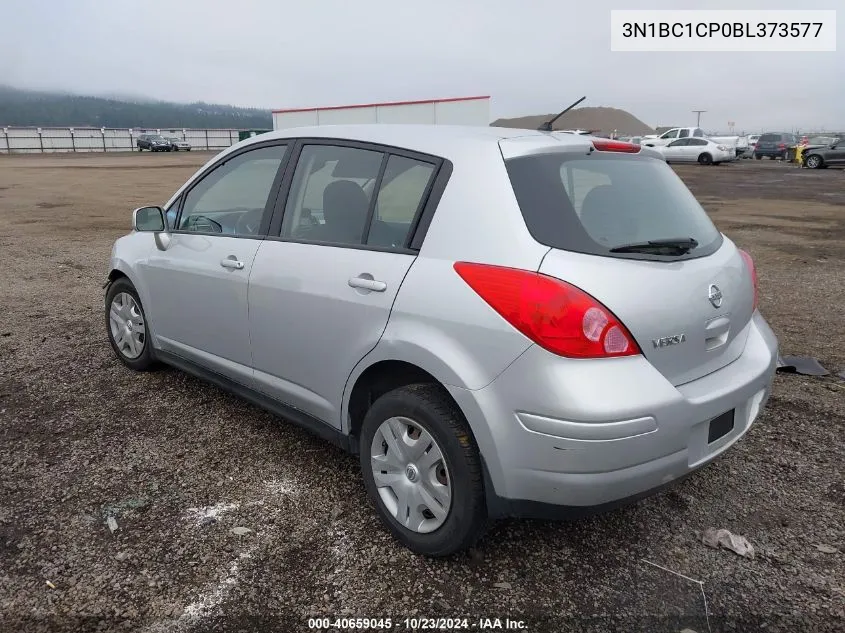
xmin=698 ymin=153 xmax=713 ymax=165
xmin=359 ymin=384 xmax=486 ymax=557
xmin=805 ymin=154 xmax=824 ymax=169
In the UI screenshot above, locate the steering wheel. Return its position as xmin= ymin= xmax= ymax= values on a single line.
xmin=186 ymin=215 xmax=223 ymax=233
xmin=235 ymin=210 xmax=262 ymax=236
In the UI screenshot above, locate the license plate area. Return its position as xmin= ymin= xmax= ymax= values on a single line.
xmin=708 ymin=409 xmax=735 ymax=444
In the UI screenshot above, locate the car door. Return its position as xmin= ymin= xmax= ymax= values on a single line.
xmin=663 ymin=138 xmax=690 ymax=161
xmin=140 ymin=142 xmax=290 ymax=386
xmin=248 ymin=140 xmax=443 ymax=427
xmin=826 ymin=138 xmax=845 ymax=164
xmin=687 ymin=138 xmax=709 ymax=160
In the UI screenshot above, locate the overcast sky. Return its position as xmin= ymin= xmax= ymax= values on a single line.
xmin=1 ymin=0 xmax=841 ymax=132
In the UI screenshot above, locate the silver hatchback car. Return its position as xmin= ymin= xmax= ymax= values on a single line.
xmin=105 ymin=125 xmax=778 ymax=556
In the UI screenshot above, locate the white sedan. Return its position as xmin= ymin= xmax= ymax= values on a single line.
xmin=657 ymin=137 xmax=736 ymax=165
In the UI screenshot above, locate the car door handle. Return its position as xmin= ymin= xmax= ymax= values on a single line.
xmin=220 ymin=258 xmax=244 ymax=270
xmin=348 ymin=276 xmax=387 ymax=292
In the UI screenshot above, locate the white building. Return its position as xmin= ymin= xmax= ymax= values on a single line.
xmin=272 ymin=96 xmax=491 ymax=130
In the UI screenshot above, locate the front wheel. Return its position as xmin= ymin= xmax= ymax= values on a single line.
xmin=805 ymin=154 xmax=823 ymax=169
xmin=359 ymin=384 xmax=487 ymax=557
xmin=105 ymin=278 xmax=156 ymax=371
xmin=698 ymin=153 xmax=713 ymax=165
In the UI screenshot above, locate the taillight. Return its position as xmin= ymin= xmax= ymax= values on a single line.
xmin=738 ymin=250 xmax=758 ymax=310
xmin=453 ymin=262 xmax=641 ymax=359
xmin=591 ymin=139 xmax=640 ymax=153
xmin=777 ymin=143 xmax=786 ymax=149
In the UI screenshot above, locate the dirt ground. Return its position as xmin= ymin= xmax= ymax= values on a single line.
xmin=1 ymin=152 xmax=843 ymax=633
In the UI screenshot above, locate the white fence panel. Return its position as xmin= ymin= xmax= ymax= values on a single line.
xmin=0 ymin=126 xmax=244 ymax=154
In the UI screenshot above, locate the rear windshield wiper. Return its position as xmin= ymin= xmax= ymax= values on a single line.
xmin=609 ymin=237 xmax=699 ymax=255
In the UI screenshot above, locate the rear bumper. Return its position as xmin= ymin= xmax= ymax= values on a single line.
xmin=448 ymin=312 xmax=778 ymax=518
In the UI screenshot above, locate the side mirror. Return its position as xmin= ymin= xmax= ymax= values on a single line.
xmin=133 ymin=206 xmax=166 ymax=232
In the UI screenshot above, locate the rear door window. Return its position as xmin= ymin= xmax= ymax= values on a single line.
xmin=280 ymin=144 xmax=383 ymax=246
xmin=679 ymin=129 xmax=690 ymax=138
xmin=505 ymin=153 xmax=722 ymax=261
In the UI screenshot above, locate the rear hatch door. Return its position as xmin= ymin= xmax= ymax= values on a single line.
xmin=501 ymin=139 xmax=755 ymax=386
xmin=539 ymin=245 xmax=753 ymax=386
xmin=756 ymin=134 xmax=782 ymax=151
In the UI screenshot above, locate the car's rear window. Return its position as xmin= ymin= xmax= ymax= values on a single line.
xmin=759 ymin=133 xmax=782 ymax=142
xmin=504 ymin=153 xmax=723 ymax=260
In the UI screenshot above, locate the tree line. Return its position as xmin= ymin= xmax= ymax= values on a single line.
xmin=0 ymin=86 xmax=273 ymax=129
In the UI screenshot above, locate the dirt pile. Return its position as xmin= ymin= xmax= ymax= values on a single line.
xmin=493 ymin=106 xmax=654 ymax=135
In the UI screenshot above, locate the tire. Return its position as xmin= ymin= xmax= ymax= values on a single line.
xmin=755 ymin=154 xmax=762 ymax=160
xmin=805 ymin=154 xmax=823 ymax=169
xmin=105 ymin=277 xmax=156 ymax=371
xmin=359 ymin=384 xmax=487 ymax=557
xmin=698 ymin=153 xmax=713 ymax=165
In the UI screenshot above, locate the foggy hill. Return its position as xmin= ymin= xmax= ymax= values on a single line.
xmin=0 ymin=85 xmax=272 ymax=129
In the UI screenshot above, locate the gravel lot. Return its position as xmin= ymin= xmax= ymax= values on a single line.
xmin=1 ymin=152 xmax=843 ymax=633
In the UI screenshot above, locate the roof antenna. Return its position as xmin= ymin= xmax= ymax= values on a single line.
xmin=538 ymin=96 xmax=586 ymax=132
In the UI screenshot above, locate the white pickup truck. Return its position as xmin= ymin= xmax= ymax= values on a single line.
xmin=641 ymin=127 xmax=747 ymax=156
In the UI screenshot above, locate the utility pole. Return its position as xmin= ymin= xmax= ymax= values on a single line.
xmin=692 ymin=110 xmax=706 ymax=127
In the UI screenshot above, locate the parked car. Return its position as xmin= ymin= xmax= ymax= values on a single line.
xmin=742 ymin=134 xmax=761 ymax=158
xmin=643 ymin=127 xmax=741 ymax=156
xmin=753 ymin=133 xmax=797 ymax=160
xmin=165 ymin=136 xmax=192 ymax=152
xmin=136 ymin=134 xmax=172 ymax=152
xmin=105 ymin=125 xmax=778 ymax=556
xmin=640 ymin=127 xmax=707 ymax=147
xmin=802 ymin=136 xmax=845 ymax=169
xmin=657 ymin=137 xmax=735 ymax=165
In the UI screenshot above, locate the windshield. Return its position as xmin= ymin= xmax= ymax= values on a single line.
xmin=808 ymin=136 xmax=837 ymax=145
xmin=504 ymin=153 xmax=722 ymax=260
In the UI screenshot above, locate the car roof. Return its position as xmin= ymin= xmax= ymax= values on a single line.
xmin=234 ymin=124 xmax=591 ymax=159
